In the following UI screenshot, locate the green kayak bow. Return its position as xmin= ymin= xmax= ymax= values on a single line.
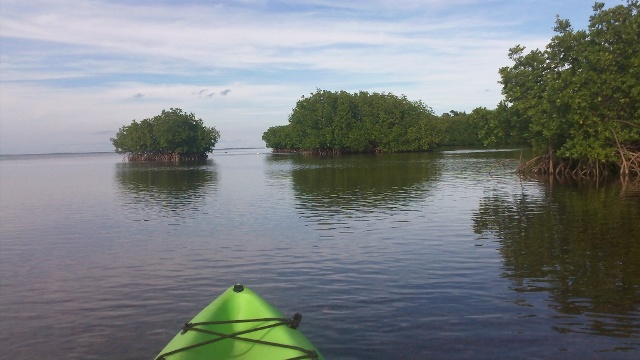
xmin=155 ymin=284 xmax=324 ymax=360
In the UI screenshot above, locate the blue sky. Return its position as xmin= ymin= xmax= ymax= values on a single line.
xmin=0 ymin=0 xmax=612 ymax=154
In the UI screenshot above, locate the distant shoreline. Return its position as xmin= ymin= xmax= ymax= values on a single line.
xmin=0 ymin=147 xmax=270 ymax=159
xmin=0 ymin=146 xmax=524 ymax=159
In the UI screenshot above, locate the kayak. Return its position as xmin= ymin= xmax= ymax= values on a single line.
xmin=155 ymin=284 xmax=324 ymax=360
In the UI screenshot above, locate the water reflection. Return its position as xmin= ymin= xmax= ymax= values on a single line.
xmin=267 ymin=153 xmax=441 ymax=232
xmin=115 ymin=161 xmax=218 ymax=221
xmin=473 ymin=178 xmax=640 ymax=338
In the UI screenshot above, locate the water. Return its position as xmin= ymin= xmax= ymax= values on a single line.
xmin=0 ymin=149 xmax=638 ymax=359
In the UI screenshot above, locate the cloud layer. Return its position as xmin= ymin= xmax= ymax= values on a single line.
xmin=0 ymin=0 xmax=598 ymax=154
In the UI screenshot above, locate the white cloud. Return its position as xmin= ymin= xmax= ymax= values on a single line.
xmin=0 ymin=0 xmax=599 ymax=154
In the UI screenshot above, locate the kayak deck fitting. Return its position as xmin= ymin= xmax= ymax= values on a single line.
xmin=155 ymin=284 xmax=324 ymax=360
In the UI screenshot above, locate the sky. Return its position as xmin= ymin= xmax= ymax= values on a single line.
xmin=0 ymin=0 xmax=614 ymax=154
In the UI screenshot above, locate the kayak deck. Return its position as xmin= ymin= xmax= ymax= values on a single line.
xmin=155 ymin=284 xmax=324 ymax=359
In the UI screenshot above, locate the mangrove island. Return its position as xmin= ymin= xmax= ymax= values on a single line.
xmin=262 ymin=90 xmax=443 ymax=155
xmin=111 ymin=108 xmax=220 ymax=161
xmin=263 ymin=1 xmax=639 ymax=179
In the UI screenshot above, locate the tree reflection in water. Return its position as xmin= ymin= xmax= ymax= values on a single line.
xmin=115 ymin=161 xmax=218 ymax=221
xmin=473 ymin=178 xmax=640 ymax=338
xmin=272 ymin=153 xmax=441 ymax=228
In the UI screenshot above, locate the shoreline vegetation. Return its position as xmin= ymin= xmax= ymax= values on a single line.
xmin=503 ymin=1 xmax=640 ymax=178
xmin=110 ymin=2 xmax=638 ymax=180
xmin=261 ymin=1 xmax=639 ymax=179
xmin=124 ymin=153 xmax=210 ymax=162
xmin=262 ymin=90 xmax=444 ymax=156
xmin=110 ymin=108 xmax=219 ymax=162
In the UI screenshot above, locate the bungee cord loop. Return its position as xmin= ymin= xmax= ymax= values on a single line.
xmin=155 ymin=313 xmax=318 ymax=360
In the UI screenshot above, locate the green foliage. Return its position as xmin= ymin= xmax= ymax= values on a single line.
xmin=470 ymin=107 xmax=501 ymax=147
xmin=111 ymin=108 xmax=220 ymax=160
xmin=471 ymin=103 xmax=530 ymax=147
xmin=498 ymin=1 xmax=640 ymax=173
xmin=438 ymin=111 xmax=483 ymax=146
xmin=262 ymin=90 xmax=442 ymax=154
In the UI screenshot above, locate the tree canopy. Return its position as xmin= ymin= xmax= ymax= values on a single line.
xmin=497 ymin=1 xmax=640 ymax=177
xmin=259 ymin=1 xmax=639 ymax=178
xmin=111 ymin=108 xmax=220 ymax=161
xmin=262 ymin=89 xmax=443 ymax=154
xmin=437 ymin=110 xmax=483 ymax=147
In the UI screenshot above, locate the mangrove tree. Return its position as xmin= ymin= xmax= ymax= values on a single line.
xmin=500 ymin=1 xmax=640 ymax=177
xmin=262 ymin=90 xmax=443 ymax=154
xmin=111 ymin=108 xmax=220 ymax=161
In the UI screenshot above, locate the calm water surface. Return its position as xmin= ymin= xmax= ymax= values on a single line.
xmin=1 ymin=149 xmax=639 ymax=359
